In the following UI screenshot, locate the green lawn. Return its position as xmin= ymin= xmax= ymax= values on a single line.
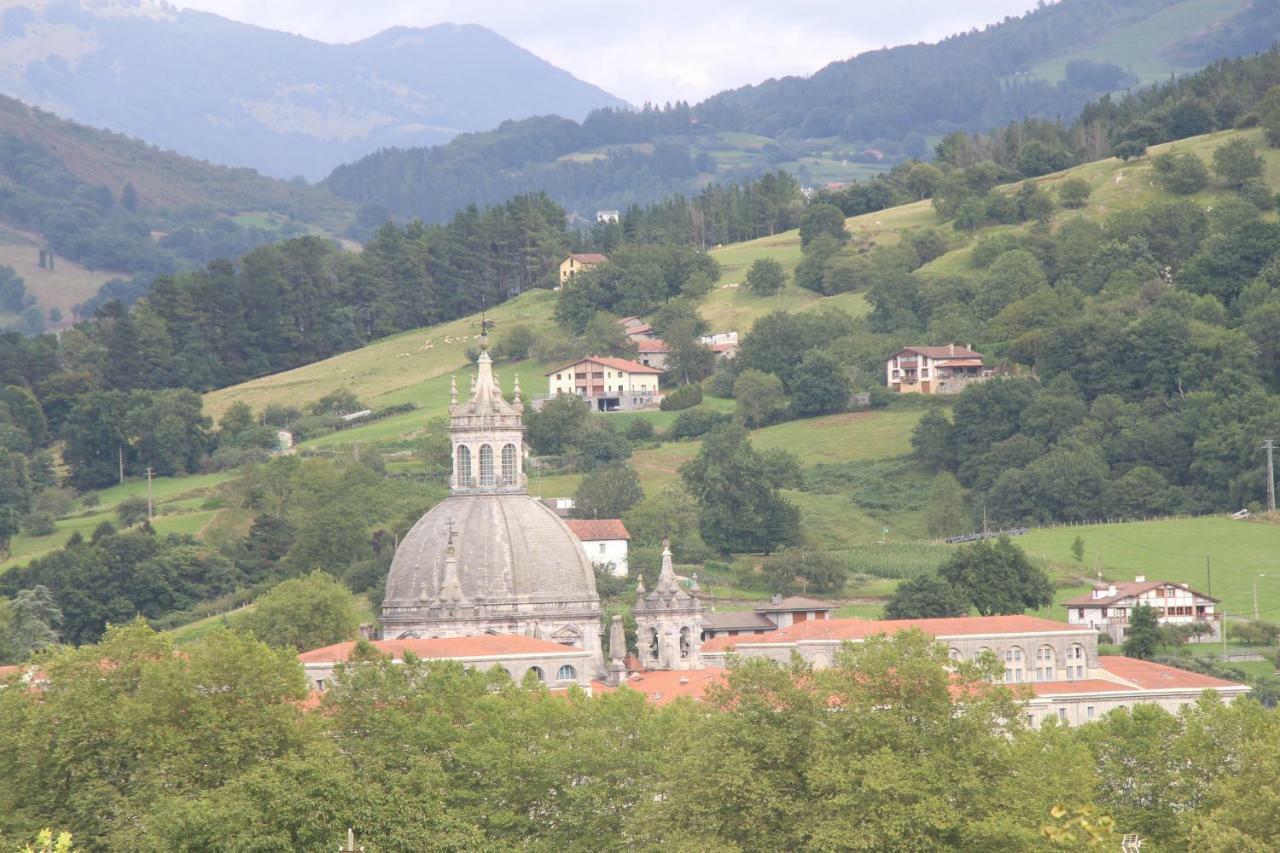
xmin=1018 ymin=517 xmax=1280 ymax=622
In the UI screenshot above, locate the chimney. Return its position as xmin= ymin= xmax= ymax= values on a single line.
xmin=1134 ymin=575 xmax=1145 ymax=583
xmin=948 ymin=342 xmax=955 ymax=355
xmin=1107 ymin=584 xmax=1117 ymax=597
xmin=772 ymin=593 xmax=782 ymax=604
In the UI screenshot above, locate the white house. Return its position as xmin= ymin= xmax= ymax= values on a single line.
xmin=886 ymin=345 xmax=988 ymax=394
xmin=1064 ymin=576 xmax=1221 ymax=642
xmin=542 ymin=356 xmax=663 ymax=411
xmin=596 ymin=210 xmax=620 ymax=224
xmin=565 ymin=518 xmax=630 ymax=577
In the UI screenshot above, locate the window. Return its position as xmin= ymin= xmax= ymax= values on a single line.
xmin=948 ymin=648 xmax=962 ymax=662
xmin=1004 ymin=646 xmax=1025 ymax=683
xmin=557 ymin=664 xmax=576 ymax=681
xmin=679 ymin=627 xmax=691 ymax=660
xmin=556 ymin=374 xmax=562 ymax=380
xmin=974 ymin=646 xmax=994 ymax=663
xmin=479 ymin=444 xmax=495 ymax=486
xmin=528 ymin=666 xmax=545 ymax=682
xmin=316 ymin=678 xmax=327 ymax=691
xmin=501 ymin=443 xmax=517 ymax=485
xmin=456 ymin=445 xmax=472 ymax=486
xmin=1058 ymin=707 xmax=1068 ymax=722
xmin=648 ymin=628 xmax=660 ymax=661
xmin=1087 ymin=706 xmax=1095 ymax=720
xmin=1035 ymin=645 xmax=1056 ymax=681
xmin=1067 ymin=644 xmax=1086 ymax=680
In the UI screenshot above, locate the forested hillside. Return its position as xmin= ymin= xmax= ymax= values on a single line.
xmin=324 ymin=0 xmax=1272 ymax=222
xmin=0 ymin=2 xmax=626 ymax=180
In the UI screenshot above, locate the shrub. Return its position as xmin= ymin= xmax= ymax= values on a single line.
xmin=1152 ymin=152 xmax=1209 ymax=194
xmin=1057 ymin=178 xmax=1091 ymax=209
xmin=660 ymin=383 xmax=703 ymax=411
xmin=23 ymin=511 xmax=56 ymax=536
xmin=708 ymin=369 xmax=737 ymax=398
xmin=625 ymin=419 xmax=655 ymax=441
xmin=116 ymin=496 xmax=150 ymax=527
xmin=1228 ymin=620 xmax=1280 ymax=646
xmin=669 ymin=407 xmax=732 ymax=440
xmin=744 ymin=258 xmax=786 ymax=295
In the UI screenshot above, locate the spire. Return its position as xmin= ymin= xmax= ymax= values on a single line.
xmin=655 ymin=541 xmax=680 ymax=595
xmin=435 ymin=536 xmax=470 ymax=608
xmin=609 ymin=614 xmax=626 ymax=663
xmin=512 ymin=373 xmax=522 ymax=406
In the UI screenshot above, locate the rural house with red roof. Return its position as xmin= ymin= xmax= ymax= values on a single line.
xmin=1064 ymin=575 xmax=1221 ymax=643
xmin=886 ymin=344 xmax=990 ymax=394
xmin=565 ymin=518 xmax=631 ymax=577
xmin=558 ymin=253 xmax=607 ymax=287
xmin=540 ymin=356 xmax=663 ymax=411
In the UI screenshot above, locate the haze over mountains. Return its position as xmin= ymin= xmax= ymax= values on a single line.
xmin=0 ymin=0 xmax=627 ymax=180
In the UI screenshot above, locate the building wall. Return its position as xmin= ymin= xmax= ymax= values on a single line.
xmin=559 ymin=257 xmax=601 ymax=286
xmin=1024 ymin=689 xmax=1245 ymax=728
xmin=304 ymin=648 xmax=596 ymax=693
xmin=547 ymin=362 xmax=660 ymax=398
xmin=582 ymin=538 xmax=629 ymax=577
xmin=1068 ymin=586 xmax=1220 ymax=643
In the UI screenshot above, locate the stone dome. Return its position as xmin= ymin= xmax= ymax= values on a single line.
xmin=383 ymin=493 xmax=601 ymax=609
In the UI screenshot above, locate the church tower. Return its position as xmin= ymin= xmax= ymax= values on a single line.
xmin=448 ymin=347 xmax=526 ymax=494
xmin=633 ymin=543 xmax=703 ymax=670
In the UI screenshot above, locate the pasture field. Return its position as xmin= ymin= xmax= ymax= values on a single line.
xmin=0 ymin=225 xmax=117 ymax=326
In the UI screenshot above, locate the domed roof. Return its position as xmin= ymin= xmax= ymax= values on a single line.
xmin=383 ymin=493 xmax=600 ymax=608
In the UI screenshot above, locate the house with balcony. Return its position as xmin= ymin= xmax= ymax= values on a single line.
xmin=539 ymin=356 xmax=663 ymax=411
xmin=1064 ymin=576 xmax=1221 ymax=643
xmin=886 ymin=344 xmax=989 ymax=394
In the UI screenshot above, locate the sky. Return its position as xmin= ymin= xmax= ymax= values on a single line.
xmin=175 ymin=1 xmax=1042 ymax=105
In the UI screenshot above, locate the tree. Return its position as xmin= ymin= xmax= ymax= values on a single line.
xmin=4 ymin=585 xmax=62 ymax=660
xmin=762 ymin=549 xmax=846 ymax=595
xmin=681 ymin=423 xmax=801 ymax=554
xmin=0 ymin=506 xmax=20 ymax=558
xmin=884 ymin=574 xmax=970 ymax=619
xmin=938 ymin=537 xmax=1053 ymax=616
xmin=798 ymin=203 xmax=848 ymax=247
xmin=924 ymin=473 xmax=968 ymax=538
xmin=1212 ymin=138 xmax=1264 ymax=188
xmin=911 ymin=408 xmax=956 ymax=472
xmin=790 ymin=349 xmax=850 ymax=417
xmin=745 ymin=258 xmax=786 ymax=295
xmin=1122 ymin=603 xmax=1160 ymax=659
xmin=116 ymin=496 xmax=149 ymax=527
xmin=237 ymin=571 xmax=360 ymax=652
xmin=663 ymin=318 xmax=715 ymax=385
xmin=733 ymin=369 xmax=786 ymax=428
xmin=1058 ymin=178 xmax=1092 ymax=209
xmin=1071 ymin=536 xmax=1085 ymax=564
xmin=526 ymin=395 xmax=591 ymax=455
xmin=623 ymin=485 xmax=701 ymax=556
xmin=572 ymin=463 xmax=643 ymax=519
xmin=1152 ymin=152 xmax=1209 ymax=195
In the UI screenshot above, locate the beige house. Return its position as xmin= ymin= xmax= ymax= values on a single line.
xmin=1065 ymin=576 xmax=1221 ymax=642
xmin=558 ymin=253 xmax=608 ymax=287
xmin=543 ymin=356 xmax=662 ymax=411
xmin=887 ymin=345 xmax=989 ymax=394
xmin=700 ymin=614 xmax=1248 ymax=727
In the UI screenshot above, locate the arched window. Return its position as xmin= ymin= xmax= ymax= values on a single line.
xmin=1035 ymin=645 xmax=1056 ymax=681
xmin=527 ymin=666 xmax=545 ymax=682
xmin=1004 ymin=646 xmax=1025 ymax=683
xmin=679 ymin=627 xmax=691 ymax=659
xmin=557 ymin=664 xmax=576 ymax=681
xmin=501 ymin=443 xmax=517 ymax=485
xmin=479 ymin=444 xmax=495 ymax=486
xmin=1067 ymin=644 xmax=1086 ymax=680
xmin=974 ymin=646 xmax=994 ymax=662
xmin=948 ymin=648 xmax=963 ymax=662
xmin=456 ymin=445 xmax=471 ymax=486
xmin=648 ymin=628 xmax=660 ymax=661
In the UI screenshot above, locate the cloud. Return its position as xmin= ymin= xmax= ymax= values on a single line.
xmin=175 ymin=0 xmax=1040 ymax=104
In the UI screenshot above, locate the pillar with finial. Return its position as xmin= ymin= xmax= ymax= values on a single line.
xmin=339 ymin=828 xmax=365 ymax=853
xmin=449 ymin=374 xmax=458 ymax=406
xmin=607 ymin=614 xmax=627 ymax=686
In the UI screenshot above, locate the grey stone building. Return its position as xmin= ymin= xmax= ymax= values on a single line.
xmin=380 ymin=347 xmax=606 ymax=675
xmin=633 ymin=545 xmax=704 ymax=671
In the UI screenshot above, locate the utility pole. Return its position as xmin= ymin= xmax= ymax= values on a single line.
xmin=1264 ymin=439 xmax=1276 ymax=514
xmin=144 ymin=467 xmax=154 ymax=522
xmin=118 ymin=445 xmax=124 ymax=485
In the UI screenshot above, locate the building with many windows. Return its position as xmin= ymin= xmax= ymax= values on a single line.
xmin=886 ymin=344 xmax=989 ymax=394
xmin=541 ymin=356 xmax=663 ymax=411
xmin=1064 ymin=576 xmax=1221 ymax=642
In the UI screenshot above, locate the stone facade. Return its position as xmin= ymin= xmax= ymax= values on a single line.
xmin=633 ymin=545 xmax=704 ymax=671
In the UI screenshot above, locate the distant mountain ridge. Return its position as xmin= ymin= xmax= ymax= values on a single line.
xmin=0 ymin=1 xmax=627 ymax=180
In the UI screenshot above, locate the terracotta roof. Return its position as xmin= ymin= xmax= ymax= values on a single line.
xmin=635 ymin=338 xmax=669 ymax=353
xmin=897 ymin=345 xmax=983 ymax=359
xmin=701 ymin=615 xmax=1091 ymax=653
xmin=754 ymin=596 xmax=834 ymax=613
xmin=564 ymin=518 xmax=630 ymax=541
xmin=1099 ymin=656 xmax=1247 ymax=691
xmin=626 ymin=322 xmax=654 ymax=335
xmin=701 ymin=611 xmax=778 ymax=631
xmin=1029 ymin=679 xmax=1138 ymax=696
xmin=566 ymin=253 xmax=608 ymax=264
xmin=545 ymin=356 xmax=664 ymax=376
xmin=0 ymin=665 xmax=23 ymax=680
xmin=298 ymin=635 xmax=580 ymax=664
xmin=1062 ymin=580 xmax=1216 ymax=607
xmin=618 ymin=667 xmax=726 ymax=705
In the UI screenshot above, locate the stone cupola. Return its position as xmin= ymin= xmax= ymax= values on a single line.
xmin=448 ymin=344 xmax=526 ymax=494
xmin=633 ymin=543 xmax=704 ymax=671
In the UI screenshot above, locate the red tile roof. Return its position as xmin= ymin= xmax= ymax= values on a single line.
xmin=545 ymin=356 xmax=663 ymax=375
xmin=1030 ymin=679 xmax=1139 ymax=696
xmin=1099 ymin=656 xmax=1247 ymax=691
xmin=564 ymin=518 xmax=630 ymax=541
xmin=1062 ymin=580 xmax=1215 ymax=607
xmin=701 ymin=615 xmax=1091 ymax=653
xmin=567 ymin=253 xmax=608 ymax=264
xmin=617 ymin=667 xmax=726 ymax=705
xmin=635 ymin=338 xmax=669 ymax=353
xmin=897 ymin=345 xmax=983 ymax=359
xmin=0 ymin=665 xmax=23 ymax=680
xmin=754 ymin=595 xmax=834 ymax=613
xmin=298 ymin=635 xmax=580 ymax=664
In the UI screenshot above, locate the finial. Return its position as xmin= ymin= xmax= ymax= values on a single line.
xmin=636 ymin=575 xmax=646 ymax=595
xmin=513 ymin=373 xmax=522 ymax=402
xmin=469 ymin=372 xmax=475 ymax=395
xmin=690 ymin=572 xmax=700 ymax=593
xmin=450 ymin=374 xmax=458 ymax=405
xmin=609 ymin=614 xmax=626 ymax=663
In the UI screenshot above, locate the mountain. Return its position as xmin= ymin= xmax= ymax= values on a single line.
xmin=323 ymin=0 xmax=1275 ymax=224
xmin=0 ymin=1 xmax=627 ymax=180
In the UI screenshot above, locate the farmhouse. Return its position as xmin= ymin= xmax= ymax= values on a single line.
xmin=542 ymin=356 xmax=663 ymax=411
xmin=558 ymin=253 xmax=607 ymax=287
xmin=1064 ymin=576 xmax=1221 ymax=642
xmin=702 ymin=594 xmax=834 ymax=641
xmin=886 ymin=344 xmax=988 ymax=394
xmin=565 ymin=518 xmax=630 ymax=577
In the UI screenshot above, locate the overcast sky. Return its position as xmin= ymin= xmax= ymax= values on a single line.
xmin=175 ymin=1 xmax=1042 ymax=105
